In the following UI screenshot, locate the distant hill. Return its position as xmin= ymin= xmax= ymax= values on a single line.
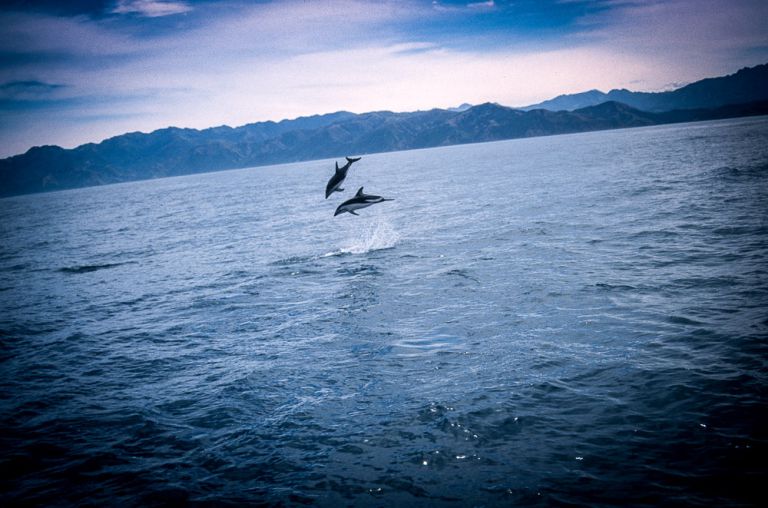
xmin=521 ymin=63 xmax=768 ymax=112
xmin=1 ymin=62 xmax=767 ymax=197
xmin=2 ymin=98 xmax=767 ymax=197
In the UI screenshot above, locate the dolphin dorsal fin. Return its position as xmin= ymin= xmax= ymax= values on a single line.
xmin=355 ymin=187 xmax=364 ymax=197
xmin=335 ymin=161 xmax=341 ymax=173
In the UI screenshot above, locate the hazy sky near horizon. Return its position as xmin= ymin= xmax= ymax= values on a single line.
xmin=1 ymin=0 xmax=766 ymax=157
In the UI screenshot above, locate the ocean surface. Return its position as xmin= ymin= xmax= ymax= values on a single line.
xmin=1 ymin=117 xmax=767 ymax=507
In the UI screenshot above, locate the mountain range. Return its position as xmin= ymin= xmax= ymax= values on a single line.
xmin=1 ymin=63 xmax=766 ymax=197
xmin=521 ymin=63 xmax=768 ymax=111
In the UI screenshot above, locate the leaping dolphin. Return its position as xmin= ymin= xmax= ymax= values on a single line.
xmin=334 ymin=187 xmax=394 ymax=216
xmin=325 ymin=156 xmax=361 ymax=199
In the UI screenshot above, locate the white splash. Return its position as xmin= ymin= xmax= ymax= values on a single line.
xmin=339 ymin=217 xmax=400 ymax=254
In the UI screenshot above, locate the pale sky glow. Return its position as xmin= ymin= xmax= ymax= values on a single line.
xmin=0 ymin=0 xmax=766 ymax=157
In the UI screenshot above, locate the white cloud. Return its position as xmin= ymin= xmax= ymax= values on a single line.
xmin=432 ymin=0 xmax=495 ymax=12
xmin=112 ymin=0 xmax=193 ymax=18
xmin=116 ymin=42 xmax=670 ymax=130
xmin=467 ymin=1 xmax=495 ymax=10
xmin=571 ymin=0 xmax=768 ymax=82
xmin=1 ymin=0 xmax=767 ymax=157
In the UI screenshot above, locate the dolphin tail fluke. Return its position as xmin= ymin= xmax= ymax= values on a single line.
xmin=346 ymin=156 xmax=361 ymax=163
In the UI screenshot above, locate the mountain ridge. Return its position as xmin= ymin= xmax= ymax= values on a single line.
xmin=521 ymin=63 xmax=768 ymax=111
xmin=1 ymin=63 xmax=767 ymax=197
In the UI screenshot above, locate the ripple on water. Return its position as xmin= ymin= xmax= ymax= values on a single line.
xmin=1 ymin=117 xmax=766 ymax=506
xmin=391 ymin=333 xmax=466 ymax=357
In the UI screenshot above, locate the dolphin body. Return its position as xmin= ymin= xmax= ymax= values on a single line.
xmin=325 ymin=156 xmax=361 ymax=199
xmin=334 ymin=187 xmax=394 ymax=216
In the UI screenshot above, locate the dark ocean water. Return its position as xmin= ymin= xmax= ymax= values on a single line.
xmin=1 ymin=117 xmax=767 ymax=507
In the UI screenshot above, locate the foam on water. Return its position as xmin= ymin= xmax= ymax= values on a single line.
xmin=336 ymin=216 xmax=400 ymax=255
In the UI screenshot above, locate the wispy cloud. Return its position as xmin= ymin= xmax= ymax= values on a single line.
xmin=0 ymin=80 xmax=65 ymax=98
xmin=0 ymin=10 xmax=140 ymax=62
xmin=432 ymin=0 xmax=496 ymax=12
xmin=569 ymin=0 xmax=768 ymax=84
xmin=0 ymin=0 xmax=766 ymax=157
xmin=467 ymin=1 xmax=495 ymax=10
xmin=111 ymin=0 xmax=193 ymax=18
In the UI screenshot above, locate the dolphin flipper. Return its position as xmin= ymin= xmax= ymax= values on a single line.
xmin=349 ymin=210 xmax=359 ymax=216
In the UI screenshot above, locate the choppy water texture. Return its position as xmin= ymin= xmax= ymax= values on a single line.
xmin=1 ymin=117 xmax=767 ymax=507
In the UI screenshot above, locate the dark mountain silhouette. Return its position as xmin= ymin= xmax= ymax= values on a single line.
xmin=521 ymin=63 xmax=768 ymax=112
xmin=1 ymin=64 xmax=767 ymax=197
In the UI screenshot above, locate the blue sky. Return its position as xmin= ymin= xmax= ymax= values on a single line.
xmin=1 ymin=0 xmax=766 ymax=157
